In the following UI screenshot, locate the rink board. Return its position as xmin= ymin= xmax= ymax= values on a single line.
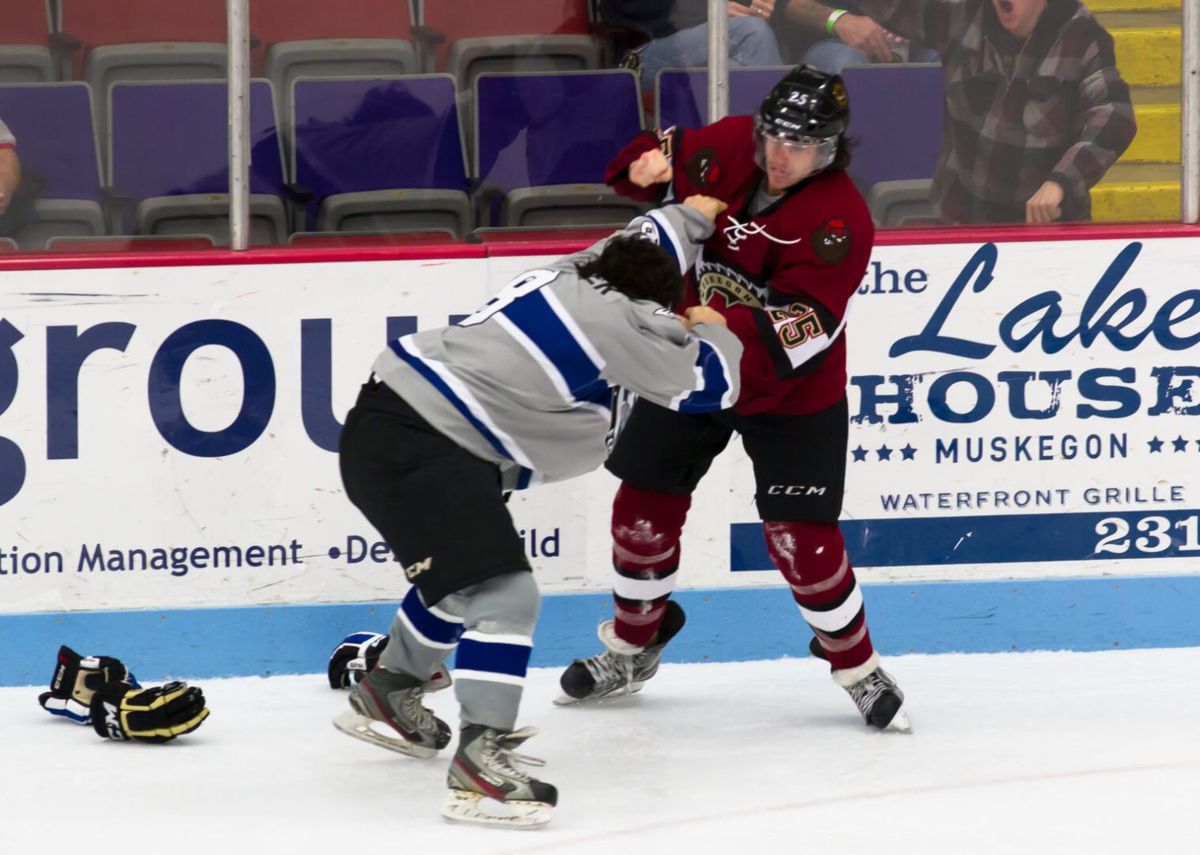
xmin=2 ymin=235 xmax=1200 ymax=683
xmin=1 ymin=575 xmax=1198 ymax=685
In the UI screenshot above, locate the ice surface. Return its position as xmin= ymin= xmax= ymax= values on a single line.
xmin=4 ymin=648 xmax=1197 ymax=853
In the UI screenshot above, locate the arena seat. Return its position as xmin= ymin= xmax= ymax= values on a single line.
xmin=840 ymin=63 xmax=942 ymax=193
xmin=655 ymin=67 xmax=789 ymax=129
xmin=471 ymin=225 xmax=618 ymax=243
xmin=108 ymin=80 xmax=287 ymax=245
xmin=1 ymin=0 xmax=53 ymax=82
xmin=866 ymin=178 xmax=937 ymax=226
xmin=57 ymin=0 xmax=227 ymax=80
xmin=473 ymin=70 xmax=647 ymax=227
xmin=288 ymin=230 xmax=459 ymax=247
xmin=0 ymin=82 xmax=106 ymax=248
xmin=250 ymin=0 xmax=419 ymax=122
xmin=0 ymin=237 xmax=19 ymax=251
xmin=291 ymin=75 xmax=470 ymax=238
xmin=44 ymin=234 xmax=217 ymax=252
xmin=57 ymin=0 xmax=229 ymax=160
xmin=418 ymin=0 xmax=599 ymax=107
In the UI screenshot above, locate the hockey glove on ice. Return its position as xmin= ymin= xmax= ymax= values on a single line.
xmin=327 ymin=631 xmax=452 ymax=692
xmin=90 ymin=681 xmax=209 ymax=743
xmin=38 ymin=645 xmax=139 ymax=724
xmin=327 ymin=631 xmax=389 ymax=688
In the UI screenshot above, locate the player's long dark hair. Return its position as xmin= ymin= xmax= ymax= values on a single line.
xmin=576 ymin=234 xmax=685 ymax=312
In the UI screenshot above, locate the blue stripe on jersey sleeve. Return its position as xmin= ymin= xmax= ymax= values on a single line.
xmin=500 ymin=291 xmax=603 ymax=398
xmin=645 ymin=210 xmax=685 ymax=274
xmin=400 ymin=587 xmax=464 ymax=646
xmin=388 ymin=339 xmax=515 ymax=462
xmin=677 ymin=339 xmax=732 ymax=413
xmin=455 ymin=636 xmax=532 ymax=679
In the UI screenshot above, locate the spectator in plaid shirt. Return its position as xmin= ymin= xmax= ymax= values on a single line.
xmin=850 ymin=0 xmax=1135 ymax=223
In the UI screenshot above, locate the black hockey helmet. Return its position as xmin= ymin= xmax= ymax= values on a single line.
xmin=757 ymin=64 xmax=849 ymax=141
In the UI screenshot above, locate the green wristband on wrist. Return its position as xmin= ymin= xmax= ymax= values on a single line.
xmin=826 ymin=8 xmax=848 ymax=34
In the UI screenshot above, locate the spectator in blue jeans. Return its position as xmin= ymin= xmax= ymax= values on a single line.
xmin=783 ymin=1 xmax=938 ymax=72
xmin=601 ymin=0 xmax=784 ymax=92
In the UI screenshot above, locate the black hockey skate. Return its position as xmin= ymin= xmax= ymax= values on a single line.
xmin=830 ymin=652 xmax=912 ymax=733
xmin=442 ymin=725 xmax=558 ymax=829
xmin=555 ymin=600 xmax=686 ymax=704
xmin=333 ymin=666 xmax=452 ymax=757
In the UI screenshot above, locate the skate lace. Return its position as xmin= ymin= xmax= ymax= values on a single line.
xmin=484 ymin=733 xmax=546 ymax=783
xmin=583 ymin=649 xmax=634 ymax=694
xmin=399 ymin=689 xmax=436 ymax=734
xmin=847 ymin=669 xmax=895 ymax=717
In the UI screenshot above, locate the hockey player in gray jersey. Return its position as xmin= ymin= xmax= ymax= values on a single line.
xmin=335 ymin=195 xmax=741 ymax=829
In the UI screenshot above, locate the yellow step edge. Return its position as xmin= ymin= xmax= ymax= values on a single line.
xmin=1086 ymin=0 xmax=1178 ymax=11
xmin=1091 ymin=181 xmax=1179 ymax=221
xmin=1111 ymin=28 xmax=1181 ymax=86
xmin=1121 ymin=102 xmax=1180 ymax=163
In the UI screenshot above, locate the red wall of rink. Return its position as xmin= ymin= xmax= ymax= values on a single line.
xmin=2 ymin=223 xmax=1199 ymax=272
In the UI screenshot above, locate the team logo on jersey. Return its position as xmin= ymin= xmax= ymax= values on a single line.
xmin=812 ymin=218 xmax=850 ymax=264
xmin=686 ymin=147 xmax=720 ymax=188
xmin=696 ymin=258 xmax=764 ymax=308
xmin=723 ymin=216 xmax=804 ymax=252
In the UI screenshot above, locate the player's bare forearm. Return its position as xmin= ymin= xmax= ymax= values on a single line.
xmin=0 ymin=149 xmax=21 ymax=216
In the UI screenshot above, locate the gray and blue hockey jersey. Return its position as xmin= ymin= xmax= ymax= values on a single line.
xmin=372 ymin=203 xmax=743 ymax=490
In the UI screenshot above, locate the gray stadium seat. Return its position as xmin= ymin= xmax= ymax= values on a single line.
xmin=10 ymin=199 xmax=105 ymax=250
xmin=867 ymin=179 xmax=937 ymax=227
xmin=315 ymin=190 xmax=471 ymax=238
xmin=499 ymin=185 xmax=646 ymax=228
xmin=267 ymin=40 xmax=418 ymax=117
xmin=0 ymin=46 xmax=54 ymax=83
xmin=136 ymin=195 xmax=289 ymax=246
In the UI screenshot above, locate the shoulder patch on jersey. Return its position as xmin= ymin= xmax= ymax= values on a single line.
xmin=657 ymin=126 xmax=676 ymax=160
xmin=686 ymin=147 xmax=720 ymax=188
xmin=812 ymin=217 xmax=850 ymax=265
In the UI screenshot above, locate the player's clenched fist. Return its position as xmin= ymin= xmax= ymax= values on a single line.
xmin=682 ymin=306 xmax=727 ymax=329
xmin=629 ymin=148 xmax=673 ymax=187
xmin=91 ymin=681 xmax=210 ymax=743
xmin=682 ymin=194 xmax=728 ymax=222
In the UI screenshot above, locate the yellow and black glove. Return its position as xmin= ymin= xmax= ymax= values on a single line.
xmin=90 ymin=681 xmax=209 ymax=743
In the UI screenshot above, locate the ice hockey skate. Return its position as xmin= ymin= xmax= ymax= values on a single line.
xmin=832 ymin=652 xmax=912 ymax=733
xmin=441 ymin=725 xmax=558 ymax=829
xmin=556 ymin=600 xmax=686 ymax=704
xmin=333 ymin=666 xmax=452 ymax=758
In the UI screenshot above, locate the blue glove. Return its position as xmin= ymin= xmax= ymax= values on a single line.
xmin=327 ymin=632 xmax=388 ymax=689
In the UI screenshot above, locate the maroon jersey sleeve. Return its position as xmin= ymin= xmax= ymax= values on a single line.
xmin=606 ymin=129 xmax=673 ymax=203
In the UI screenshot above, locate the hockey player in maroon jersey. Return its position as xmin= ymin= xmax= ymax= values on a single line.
xmin=558 ymin=65 xmax=911 ymax=732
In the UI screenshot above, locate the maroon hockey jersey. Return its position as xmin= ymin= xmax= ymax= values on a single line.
xmin=606 ymin=115 xmax=874 ymax=416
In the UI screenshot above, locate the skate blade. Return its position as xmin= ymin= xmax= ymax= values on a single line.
xmin=552 ymin=681 xmax=644 ymax=706
xmin=884 ymin=708 xmax=913 ymax=734
xmin=441 ymin=789 xmax=552 ymax=829
xmin=332 ymin=710 xmax=438 ymax=758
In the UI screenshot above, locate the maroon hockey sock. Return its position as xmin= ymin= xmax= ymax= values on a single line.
xmin=610 ymin=483 xmax=691 ymax=648
xmin=764 ymin=520 xmax=875 ymax=671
